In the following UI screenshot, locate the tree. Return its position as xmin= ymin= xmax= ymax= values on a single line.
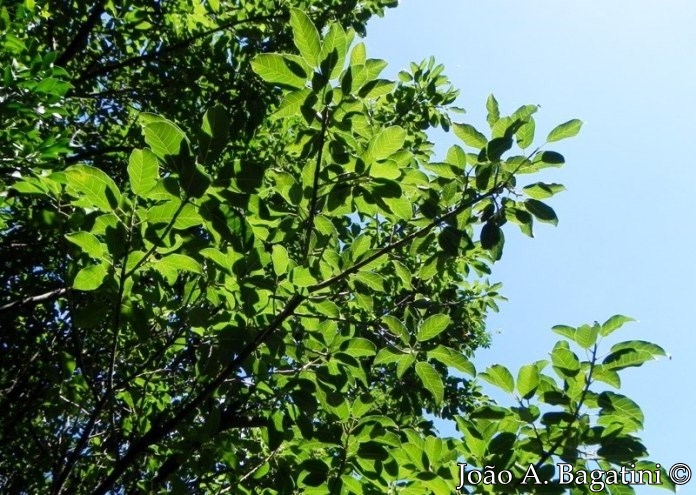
xmin=0 ymin=2 xmax=671 ymax=494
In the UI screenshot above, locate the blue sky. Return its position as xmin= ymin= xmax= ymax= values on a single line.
xmin=366 ymin=1 xmax=695 ymax=491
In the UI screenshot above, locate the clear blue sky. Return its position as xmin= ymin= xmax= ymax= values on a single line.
xmin=366 ymin=1 xmax=695 ymax=492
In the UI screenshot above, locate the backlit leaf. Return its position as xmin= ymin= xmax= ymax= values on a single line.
xmin=415 ymin=362 xmax=444 ymax=405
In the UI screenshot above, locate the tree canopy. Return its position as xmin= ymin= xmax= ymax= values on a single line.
xmin=0 ymin=1 xmax=670 ymax=494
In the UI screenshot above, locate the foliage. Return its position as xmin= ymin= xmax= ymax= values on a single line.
xmin=0 ymin=1 xmax=669 ymax=494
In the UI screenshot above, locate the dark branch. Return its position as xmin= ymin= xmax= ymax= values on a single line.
xmin=75 ymin=15 xmax=277 ymax=84
xmin=0 ymin=288 xmax=69 ymax=312
xmin=56 ymin=1 xmax=107 ymax=67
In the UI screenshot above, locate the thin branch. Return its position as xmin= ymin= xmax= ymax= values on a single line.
xmin=0 ymin=288 xmax=68 ymax=312
xmin=56 ymin=0 xmax=107 ymax=67
xmin=302 ymin=108 xmax=329 ymax=261
xmin=75 ymin=15 xmax=277 ymax=84
xmin=90 ymin=184 xmax=505 ymax=494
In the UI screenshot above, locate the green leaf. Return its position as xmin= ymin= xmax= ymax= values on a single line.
xmin=551 ymin=324 xmax=576 ymax=341
xmin=374 ymin=347 xmax=406 ymax=365
xmin=143 ymin=119 xmax=188 ymax=159
xmin=524 ymin=199 xmax=558 ymax=226
xmin=550 ymin=346 xmax=581 ymax=376
xmin=480 ymin=364 xmax=515 ymax=394
xmin=593 ymin=367 xmax=621 ymax=388
xmin=289 ymin=267 xmax=317 ymax=288
xmin=427 ymin=345 xmax=475 ymax=376
xmin=517 ymin=364 xmax=539 ymax=399
xmin=65 ymin=165 xmax=121 ymax=211
xmin=382 ymin=315 xmax=410 ymax=345
xmin=516 ymin=118 xmax=535 ymax=149
xmin=320 ymin=23 xmax=347 ymax=79
xmin=367 ymin=126 xmax=406 ymax=162
xmin=152 ymin=254 xmax=202 ymax=284
xmin=65 ymin=231 xmax=107 ymax=260
xmin=128 ymin=148 xmax=159 ymax=195
xmin=271 ymin=88 xmax=313 ymax=120
xmin=251 ymin=53 xmax=307 ymax=89
xmin=289 ymin=8 xmax=321 ymax=67
xmin=417 ymin=314 xmax=451 ymax=342
xmin=396 ymin=353 xmax=416 ymax=379
xmin=603 ymin=341 xmax=667 ymax=370
xmin=147 ymin=200 xmax=202 ymax=230
xmin=547 ymin=119 xmax=583 ymax=142
xmin=575 ymin=323 xmax=600 ymax=349
xmin=384 ymin=197 xmax=412 ymax=220
xmin=600 ymin=314 xmax=636 ymax=336
xmin=73 ymin=263 xmax=108 ymax=291
xmin=343 ymin=338 xmax=377 ymax=358
xmin=415 ymin=362 xmax=444 ymax=405
xmin=354 ymin=271 xmax=385 ymax=292
xmin=350 ymin=42 xmax=366 ymax=66
xmin=271 ymin=244 xmax=289 ymax=276
xmin=522 ymin=182 xmax=565 ymax=200
xmin=610 ymin=340 xmax=667 ymax=359
xmin=199 ymin=104 xmax=229 ymax=165
xmin=598 ymin=392 xmax=644 ymax=427
xmin=453 ymin=123 xmax=487 ymax=149
xmin=486 ymin=94 xmax=500 ymax=126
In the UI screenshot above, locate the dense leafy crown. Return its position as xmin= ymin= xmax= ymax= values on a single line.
xmin=0 ymin=1 xmax=668 ymax=494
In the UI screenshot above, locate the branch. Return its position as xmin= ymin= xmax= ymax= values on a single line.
xmin=89 ymin=294 xmax=304 ymax=495
xmin=310 ymin=188 xmax=499 ymax=293
xmin=75 ymin=15 xmax=277 ymax=84
xmin=90 ymin=185 xmax=504 ymax=494
xmin=0 ymin=288 xmax=68 ymax=312
xmin=56 ymin=1 xmax=107 ymax=67
xmin=302 ymin=109 xmax=329 ymax=260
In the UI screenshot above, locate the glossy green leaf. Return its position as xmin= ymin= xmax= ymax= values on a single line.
xmin=551 ymin=324 xmax=576 ymax=341
xmin=415 ymin=361 xmax=444 ymax=405
xmin=73 ymin=263 xmax=108 ymax=291
xmin=600 ymin=314 xmax=636 ymax=336
xmin=289 ymin=267 xmax=317 ymax=287
xmin=65 ymin=165 xmax=121 ymax=211
xmin=367 ymin=126 xmax=406 ymax=161
xmin=524 ymin=199 xmax=558 ymax=225
xmin=343 ymin=338 xmax=377 ymax=358
xmin=522 ymin=182 xmax=565 ymax=200
xmin=396 ymin=353 xmax=416 ymax=379
xmin=486 ymin=94 xmax=500 ymax=126
xmin=354 ymin=271 xmax=385 ymax=292
xmin=382 ymin=315 xmax=410 ymax=345
xmin=417 ymin=314 xmax=451 ymax=342
xmin=271 ymin=88 xmax=312 ymax=120
xmin=147 ymin=200 xmax=202 ymax=230
xmin=480 ymin=364 xmax=515 ymax=394
xmin=598 ymin=392 xmax=644 ymax=427
xmin=453 ymin=123 xmax=487 ymax=149
xmin=199 ymin=104 xmax=229 ymax=165
xmin=575 ymin=323 xmax=600 ymax=349
xmin=271 ymin=244 xmax=289 ymax=276
xmin=374 ymin=346 xmax=406 ymax=365
xmin=517 ymin=364 xmax=539 ymax=399
xmin=251 ymin=53 xmax=307 ymax=89
xmin=289 ymin=8 xmax=321 ymax=67
xmin=427 ymin=345 xmax=475 ymax=376
xmin=320 ymin=23 xmax=347 ymax=79
xmin=65 ymin=231 xmax=107 ymax=260
xmin=515 ymin=118 xmax=535 ymax=149
xmin=128 ymin=148 xmax=159 ymax=195
xmin=547 ymin=119 xmax=583 ymax=142
xmin=550 ymin=346 xmax=581 ymax=376
xmin=143 ymin=119 xmax=188 ymax=159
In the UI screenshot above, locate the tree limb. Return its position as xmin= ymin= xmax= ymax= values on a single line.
xmin=0 ymin=288 xmax=69 ymax=312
